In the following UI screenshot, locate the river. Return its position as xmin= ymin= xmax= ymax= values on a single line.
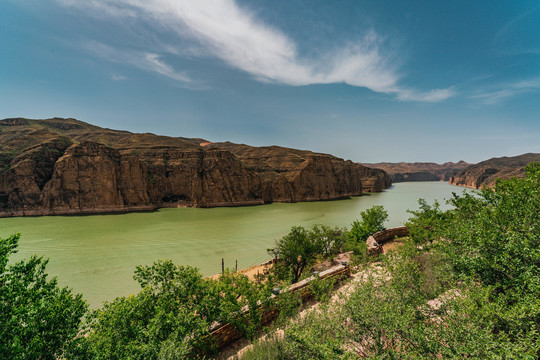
xmin=0 ymin=182 xmax=471 ymax=307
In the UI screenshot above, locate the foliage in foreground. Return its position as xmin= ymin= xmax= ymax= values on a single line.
xmin=268 ymin=224 xmax=347 ymax=283
xmin=348 ymin=205 xmax=388 ymax=244
xmin=0 ymin=233 xmax=87 ymax=360
xmin=73 ymin=262 xmax=273 ymax=359
xmin=242 ymin=163 xmax=540 ymax=359
xmin=268 ymin=206 xmax=386 ymax=284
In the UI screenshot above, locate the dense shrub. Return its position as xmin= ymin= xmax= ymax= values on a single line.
xmin=245 ymin=163 xmax=540 ymax=359
xmin=0 ymin=233 xmax=87 ymax=360
xmin=348 ymin=205 xmax=388 ymax=244
xmin=308 ymin=224 xmax=347 ymax=258
xmin=405 ymin=198 xmax=446 ymax=244
xmin=268 ymin=226 xmax=320 ymax=283
xmin=74 ymin=262 xmax=273 ymax=359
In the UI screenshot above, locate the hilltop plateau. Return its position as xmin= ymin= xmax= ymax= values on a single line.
xmin=0 ymin=117 xmax=391 ymax=217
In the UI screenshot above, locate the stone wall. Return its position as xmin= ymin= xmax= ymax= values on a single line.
xmin=208 ymin=264 xmax=351 ymax=349
xmin=366 ymin=226 xmax=409 ymax=254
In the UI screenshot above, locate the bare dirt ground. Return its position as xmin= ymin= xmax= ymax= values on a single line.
xmin=381 ymin=237 xmax=406 ymax=253
xmin=209 ymin=262 xmax=274 ymax=281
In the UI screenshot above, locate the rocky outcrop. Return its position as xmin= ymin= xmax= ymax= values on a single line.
xmin=356 ymin=164 xmax=392 ymax=192
xmin=364 ymin=161 xmax=469 ymax=182
xmin=0 ymin=118 xmax=391 ymax=216
xmin=449 ymin=153 xmax=540 ymax=189
xmin=208 ymin=142 xmax=391 ymax=201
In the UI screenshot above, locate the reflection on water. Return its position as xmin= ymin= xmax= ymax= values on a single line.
xmin=0 ymin=182 xmax=471 ymax=307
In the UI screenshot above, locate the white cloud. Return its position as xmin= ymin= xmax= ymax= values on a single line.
xmin=59 ymin=0 xmax=454 ymax=102
xmin=85 ymin=41 xmax=192 ymax=83
xmin=494 ymin=5 xmax=540 ymax=56
xmin=397 ymin=87 xmax=456 ymax=102
xmin=472 ymin=78 xmax=540 ymax=104
xmin=111 ymin=72 xmax=126 ymax=81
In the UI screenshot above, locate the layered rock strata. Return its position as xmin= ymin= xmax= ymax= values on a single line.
xmin=364 ymin=161 xmax=469 ymax=182
xmin=0 ymin=118 xmax=391 ymax=217
xmin=449 ymin=153 xmax=540 ymax=189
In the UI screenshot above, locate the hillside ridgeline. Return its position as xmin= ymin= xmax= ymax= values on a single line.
xmin=363 ymin=161 xmax=469 ymax=182
xmin=0 ymin=118 xmax=391 ymax=217
xmin=449 ymin=153 xmax=540 ymax=188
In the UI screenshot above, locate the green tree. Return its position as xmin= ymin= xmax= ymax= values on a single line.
xmin=405 ymin=199 xmax=446 ymax=244
xmin=80 ymin=260 xmax=273 ymax=359
xmin=348 ymin=205 xmax=388 ymax=244
xmin=269 ymin=226 xmax=320 ymax=283
xmin=308 ymin=224 xmax=347 ymax=258
xmin=82 ymin=262 xmax=215 ymax=359
xmin=0 ymin=233 xmax=87 ymax=360
xmin=441 ymin=162 xmax=540 ymax=296
xmin=244 ymin=165 xmax=540 ymax=358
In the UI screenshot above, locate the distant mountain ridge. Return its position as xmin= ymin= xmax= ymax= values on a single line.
xmin=363 ymin=161 xmax=469 ymax=182
xmin=0 ymin=117 xmax=391 ymax=217
xmin=449 ymin=153 xmax=540 ymax=189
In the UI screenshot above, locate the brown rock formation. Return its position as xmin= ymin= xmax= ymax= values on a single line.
xmin=449 ymin=153 xmax=540 ymax=189
xmin=208 ymin=142 xmax=391 ymax=201
xmin=364 ymin=161 xmax=469 ymax=182
xmin=0 ymin=118 xmax=391 ymax=217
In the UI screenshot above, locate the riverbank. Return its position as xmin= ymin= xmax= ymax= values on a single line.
xmin=2 ymin=182 xmax=470 ymax=308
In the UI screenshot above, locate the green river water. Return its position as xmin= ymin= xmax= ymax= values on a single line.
xmin=0 ymin=182 xmax=471 ymax=307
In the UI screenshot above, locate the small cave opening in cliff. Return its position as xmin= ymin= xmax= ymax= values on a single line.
xmin=161 ymin=194 xmax=190 ymax=203
xmin=0 ymin=193 xmax=8 ymax=208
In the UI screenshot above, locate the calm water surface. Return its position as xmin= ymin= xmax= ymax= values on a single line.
xmin=0 ymin=182 xmax=471 ymax=307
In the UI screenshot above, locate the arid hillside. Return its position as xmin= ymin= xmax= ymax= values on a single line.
xmin=449 ymin=153 xmax=540 ymax=188
xmin=363 ymin=161 xmax=469 ymax=182
xmin=0 ymin=117 xmax=391 ymax=217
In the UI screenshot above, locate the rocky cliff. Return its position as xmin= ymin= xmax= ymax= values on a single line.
xmin=449 ymin=153 xmax=540 ymax=189
xmin=208 ymin=142 xmax=391 ymax=202
xmin=364 ymin=161 xmax=469 ymax=182
xmin=0 ymin=118 xmax=391 ymax=217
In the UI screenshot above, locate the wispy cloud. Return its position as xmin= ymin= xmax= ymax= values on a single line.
xmin=397 ymin=87 xmax=456 ymax=102
xmin=85 ymin=41 xmax=192 ymax=83
xmin=493 ymin=5 xmax=540 ymax=56
xmin=111 ymin=72 xmax=126 ymax=81
xmin=59 ymin=0 xmax=454 ymax=102
xmin=472 ymin=78 xmax=540 ymax=104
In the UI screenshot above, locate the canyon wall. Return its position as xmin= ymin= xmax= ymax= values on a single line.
xmin=364 ymin=161 xmax=469 ymax=182
xmin=449 ymin=153 xmax=540 ymax=189
xmin=0 ymin=118 xmax=391 ymax=216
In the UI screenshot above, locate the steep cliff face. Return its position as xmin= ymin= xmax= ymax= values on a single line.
xmin=208 ymin=142 xmax=392 ymax=201
xmin=0 ymin=118 xmax=391 ymax=216
xmin=364 ymin=161 xmax=469 ymax=182
xmin=272 ymin=156 xmax=363 ymax=202
xmin=140 ymin=148 xmax=264 ymax=207
xmin=449 ymin=153 xmax=540 ymax=189
xmin=42 ymin=142 xmax=152 ymax=212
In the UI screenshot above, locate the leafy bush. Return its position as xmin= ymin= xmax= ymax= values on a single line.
xmin=274 ymin=290 xmax=303 ymax=324
xmin=0 ymin=233 xmax=87 ymax=360
xmin=268 ymin=226 xmax=320 ymax=283
xmin=308 ymin=224 xmax=347 ymax=258
xmin=348 ymin=205 xmax=388 ymax=244
xmin=441 ymin=163 xmax=540 ymax=296
xmin=244 ymin=163 xmax=540 ymax=358
xmin=309 ymin=276 xmax=336 ymax=303
xmin=78 ymin=261 xmax=273 ymax=358
xmin=241 ymin=304 xmax=353 ymax=360
xmin=405 ymin=199 xmax=446 ymax=244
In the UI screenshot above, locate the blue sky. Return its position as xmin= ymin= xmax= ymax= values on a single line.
xmin=1 ymin=0 xmax=539 ymax=163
